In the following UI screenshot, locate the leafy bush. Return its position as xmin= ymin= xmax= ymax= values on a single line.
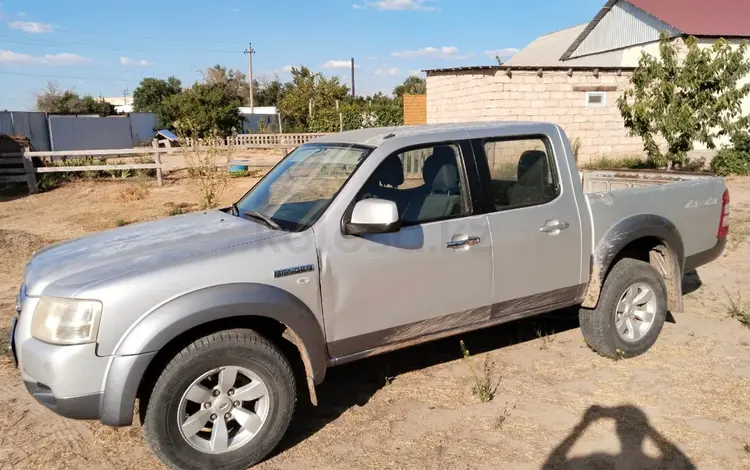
xmin=179 ymin=128 xmax=231 ymax=208
xmin=711 ymin=149 xmax=750 ymax=176
xmin=581 ymin=156 xmax=656 ymax=170
xmin=711 ymin=132 xmax=750 ymax=176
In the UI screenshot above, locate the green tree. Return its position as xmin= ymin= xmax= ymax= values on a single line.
xmin=204 ymin=65 xmax=251 ymax=104
xmin=35 ymin=82 xmax=115 ymax=116
xmin=393 ymin=76 xmax=426 ymax=99
xmin=278 ymin=66 xmax=349 ymax=132
xmin=618 ymin=34 xmax=750 ymax=168
xmin=132 ymin=77 xmax=182 ymax=113
xmin=80 ymin=96 xmax=117 ymax=116
xmin=253 ymin=77 xmax=290 ymax=107
xmin=160 ymin=82 xmax=244 ymax=137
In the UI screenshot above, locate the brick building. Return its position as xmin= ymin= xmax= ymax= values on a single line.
xmin=426 ymin=0 xmax=750 ymax=163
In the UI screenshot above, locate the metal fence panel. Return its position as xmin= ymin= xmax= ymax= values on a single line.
xmin=129 ymin=113 xmax=158 ymax=144
xmin=0 ymin=111 xmax=51 ymax=151
xmin=0 ymin=112 xmax=13 ymax=135
xmin=49 ymin=115 xmax=134 ymax=151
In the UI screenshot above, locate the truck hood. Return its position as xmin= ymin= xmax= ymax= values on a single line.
xmin=23 ymin=210 xmax=283 ymax=297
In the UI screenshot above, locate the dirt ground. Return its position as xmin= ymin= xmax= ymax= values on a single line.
xmin=1 ymin=173 xmax=749 ymax=470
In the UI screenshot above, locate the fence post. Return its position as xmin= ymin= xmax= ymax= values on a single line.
xmin=21 ymin=146 xmax=38 ymax=193
xmin=280 ymin=134 xmax=289 ymax=157
xmin=152 ymin=139 xmax=163 ymax=187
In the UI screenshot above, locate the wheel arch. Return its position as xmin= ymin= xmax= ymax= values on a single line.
xmin=581 ymin=214 xmax=685 ymax=312
xmin=99 ymin=283 xmax=327 ymax=426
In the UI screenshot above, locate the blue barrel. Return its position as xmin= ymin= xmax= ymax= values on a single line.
xmin=229 ymin=160 xmax=249 ymax=173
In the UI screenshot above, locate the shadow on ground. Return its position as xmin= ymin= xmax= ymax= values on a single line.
xmin=682 ymin=269 xmax=703 ymax=296
xmin=542 ymin=404 xmax=696 ymax=469
xmin=272 ymin=307 xmax=582 ymax=458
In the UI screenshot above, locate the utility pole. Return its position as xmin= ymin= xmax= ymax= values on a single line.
xmin=351 ymin=58 xmax=356 ymax=98
xmin=244 ymin=43 xmax=255 ymax=111
xmin=122 ymin=88 xmax=129 ymax=105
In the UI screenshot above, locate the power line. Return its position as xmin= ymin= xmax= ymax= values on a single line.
xmin=0 ymin=36 xmax=238 ymax=54
xmin=52 ymin=26 xmax=242 ymax=46
xmin=0 ymin=70 xmax=137 ymax=81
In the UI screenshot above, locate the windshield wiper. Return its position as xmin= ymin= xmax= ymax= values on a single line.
xmin=244 ymin=211 xmax=282 ymax=230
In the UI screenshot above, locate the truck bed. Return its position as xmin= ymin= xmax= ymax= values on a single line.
xmin=582 ymin=169 xmax=726 ymax=259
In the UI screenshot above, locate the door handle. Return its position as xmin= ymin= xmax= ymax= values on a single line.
xmin=540 ymin=220 xmax=570 ymax=234
xmin=446 ymin=236 xmax=481 ymax=248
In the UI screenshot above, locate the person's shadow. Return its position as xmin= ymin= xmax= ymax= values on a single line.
xmin=542 ymin=405 xmax=696 ymax=469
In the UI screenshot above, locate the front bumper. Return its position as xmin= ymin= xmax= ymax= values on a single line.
xmin=24 ymin=381 xmax=102 ymax=420
xmin=13 ymin=296 xmax=109 ymax=421
xmin=13 ymin=297 xmax=157 ymax=426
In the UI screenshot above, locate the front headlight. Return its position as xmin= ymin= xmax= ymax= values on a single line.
xmin=31 ymin=298 xmax=102 ymax=345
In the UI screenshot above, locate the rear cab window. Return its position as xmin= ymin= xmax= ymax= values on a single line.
xmin=480 ymin=136 xmax=560 ymax=211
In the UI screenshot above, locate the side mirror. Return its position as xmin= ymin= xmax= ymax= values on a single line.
xmin=343 ymin=199 xmax=401 ymax=235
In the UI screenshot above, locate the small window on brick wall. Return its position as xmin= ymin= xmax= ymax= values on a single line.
xmin=586 ymin=91 xmax=606 ymax=107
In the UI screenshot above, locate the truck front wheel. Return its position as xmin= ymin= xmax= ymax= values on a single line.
xmin=579 ymin=258 xmax=668 ymax=358
xmin=143 ymin=329 xmax=296 ymax=470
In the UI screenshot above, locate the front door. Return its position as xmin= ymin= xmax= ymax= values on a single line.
xmin=319 ymin=141 xmax=493 ymax=359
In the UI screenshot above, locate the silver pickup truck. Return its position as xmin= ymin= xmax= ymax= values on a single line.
xmin=10 ymin=122 xmax=728 ymax=469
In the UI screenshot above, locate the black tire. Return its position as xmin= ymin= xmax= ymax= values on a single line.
xmin=579 ymin=258 xmax=668 ymax=358
xmin=143 ymin=329 xmax=296 ymax=470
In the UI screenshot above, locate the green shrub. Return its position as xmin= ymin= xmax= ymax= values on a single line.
xmin=229 ymin=169 xmax=263 ymax=178
xmin=711 ymin=149 xmax=750 ymax=176
xmin=581 ymin=156 xmax=655 ymax=170
xmin=38 ymin=156 xmax=156 ymax=190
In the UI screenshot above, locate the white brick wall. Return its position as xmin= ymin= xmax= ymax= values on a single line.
xmin=426 ymin=69 xmax=645 ymax=163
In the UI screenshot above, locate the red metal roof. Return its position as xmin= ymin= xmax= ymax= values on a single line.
xmin=628 ymin=0 xmax=750 ymax=37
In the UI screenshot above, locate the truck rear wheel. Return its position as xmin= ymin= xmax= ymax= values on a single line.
xmin=579 ymin=258 xmax=668 ymax=358
xmin=143 ymin=329 xmax=296 ymax=470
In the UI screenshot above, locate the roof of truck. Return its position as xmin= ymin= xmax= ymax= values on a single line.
xmin=311 ymin=122 xmax=548 ymax=147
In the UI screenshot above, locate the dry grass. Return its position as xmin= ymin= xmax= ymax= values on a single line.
xmin=729 ymin=214 xmax=750 ymax=251
xmin=460 ymin=340 xmax=498 ymax=403
xmin=118 ymin=184 xmax=149 ymax=202
xmin=1 ymin=176 xmax=750 ymax=469
xmin=725 ymin=289 xmax=750 ymax=327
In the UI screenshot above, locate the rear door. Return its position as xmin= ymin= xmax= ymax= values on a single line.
xmin=469 ymin=129 xmax=585 ymax=314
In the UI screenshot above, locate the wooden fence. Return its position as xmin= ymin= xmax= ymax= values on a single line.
xmin=0 ymin=133 xmax=331 ymax=193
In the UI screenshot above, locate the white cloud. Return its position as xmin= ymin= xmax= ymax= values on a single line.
xmin=8 ymin=21 xmax=52 ymax=33
xmin=375 ymin=67 xmax=400 ymax=76
xmin=283 ymin=65 xmax=295 ymax=72
xmin=354 ymin=0 xmax=436 ymax=11
xmin=392 ymin=46 xmax=472 ymax=59
xmin=484 ymin=48 xmax=520 ymax=59
xmin=120 ymin=56 xmax=149 ymax=66
xmin=322 ymin=59 xmax=358 ymax=69
xmin=0 ymin=50 xmax=89 ymax=66
xmin=408 ymin=69 xmax=423 ymax=76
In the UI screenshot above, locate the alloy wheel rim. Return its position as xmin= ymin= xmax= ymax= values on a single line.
xmin=615 ymin=282 xmax=657 ymax=342
xmin=177 ymin=366 xmax=270 ymax=454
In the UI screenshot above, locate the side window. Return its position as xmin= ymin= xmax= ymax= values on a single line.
xmin=483 ymin=137 xmax=558 ymax=210
xmin=357 ymin=143 xmax=469 ymax=225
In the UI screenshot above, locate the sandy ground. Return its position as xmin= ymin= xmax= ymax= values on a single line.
xmin=0 ymin=174 xmax=749 ymax=469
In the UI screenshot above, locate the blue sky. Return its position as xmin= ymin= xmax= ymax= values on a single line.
xmin=0 ymin=0 xmax=604 ymax=110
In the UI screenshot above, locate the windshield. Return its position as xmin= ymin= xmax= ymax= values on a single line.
xmin=236 ymin=143 xmax=372 ymax=231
